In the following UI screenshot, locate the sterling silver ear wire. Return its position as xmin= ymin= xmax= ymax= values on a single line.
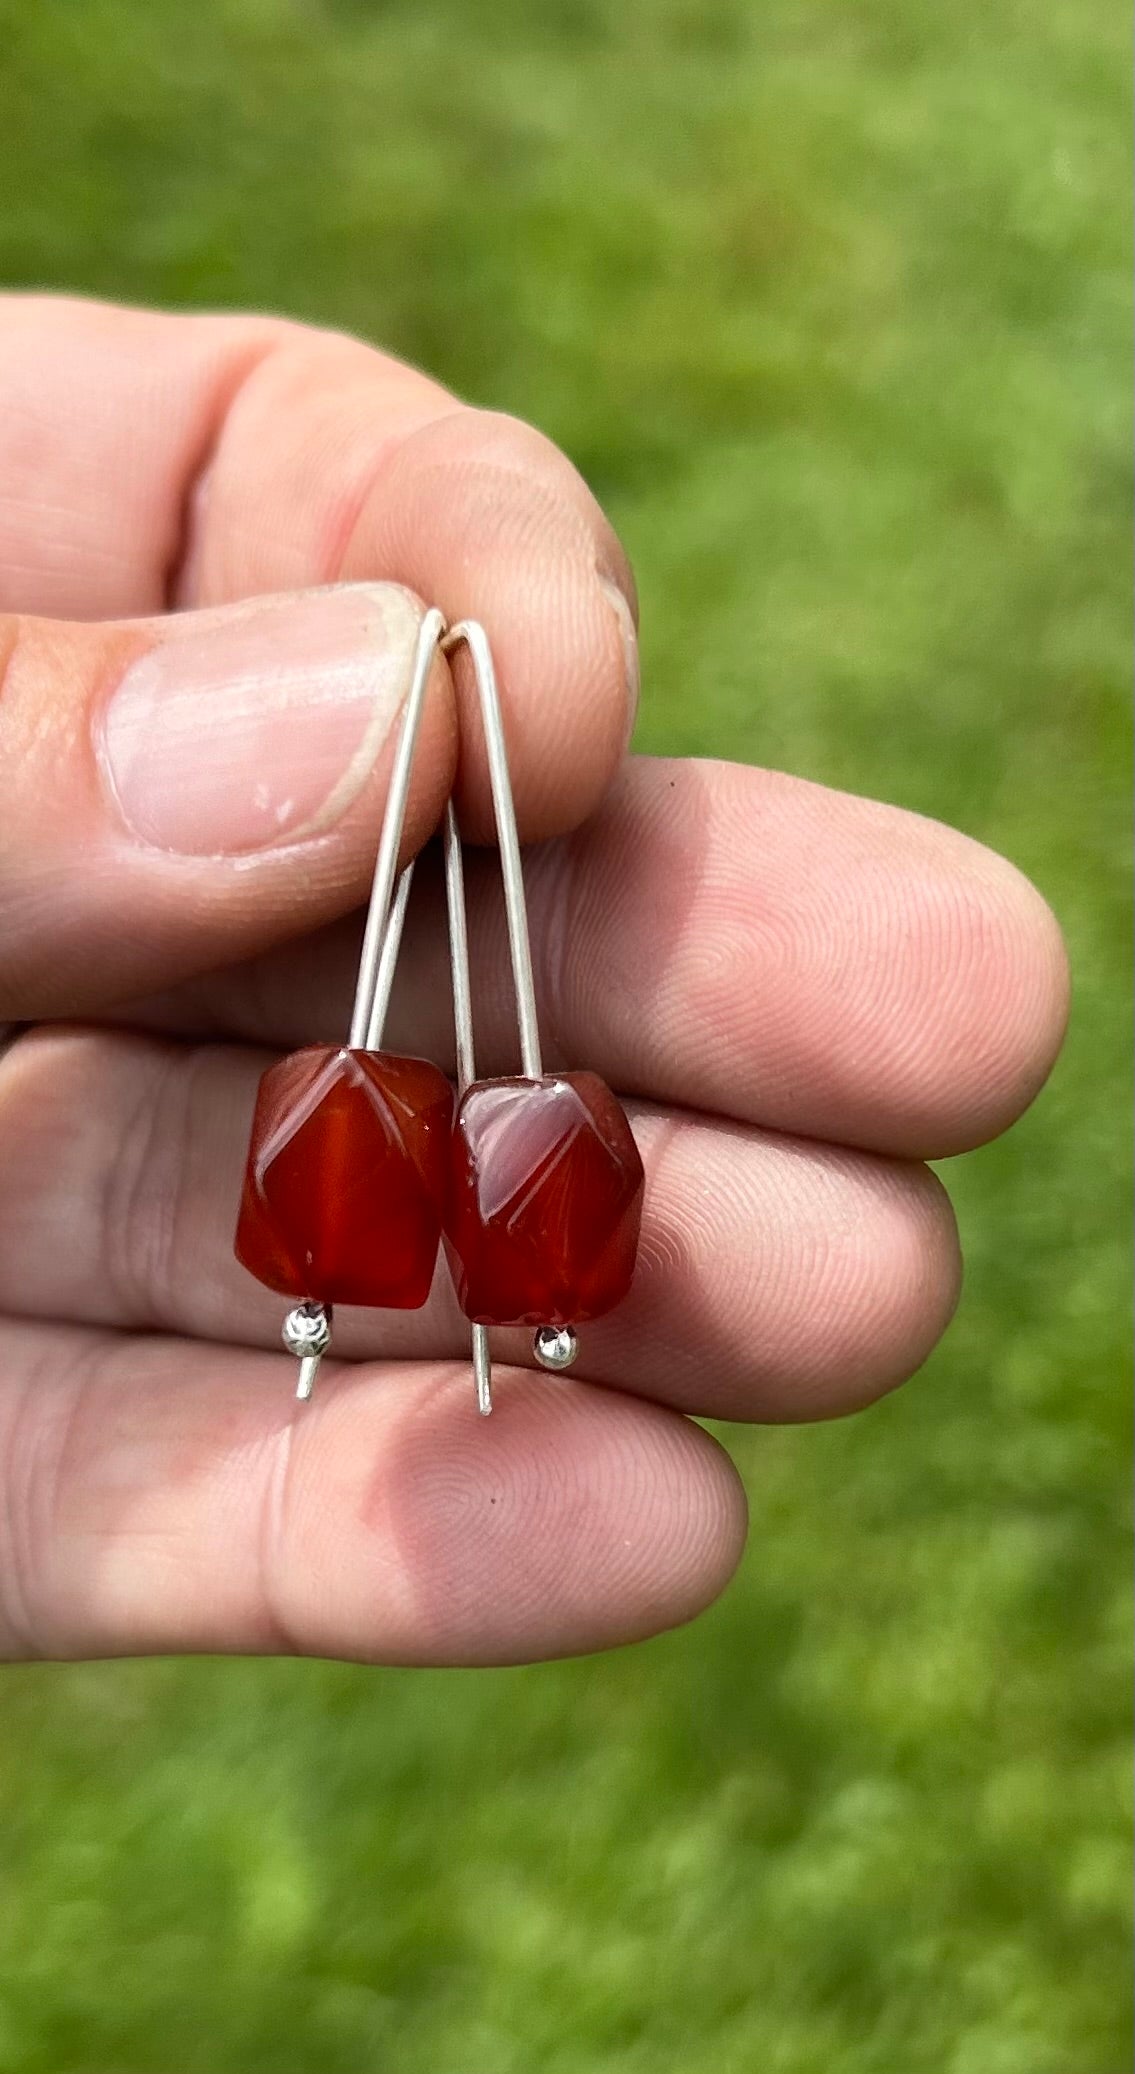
xmin=235 ymin=606 xmax=449 ymax=1401
xmin=235 ymin=606 xmax=643 ymax=1416
xmin=290 ymin=603 xmax=448 ymax=1398
xmin=440 ymin=620 xmax=561 ymax=1417
xmin=439 ymin=620 xmax=643 ymax=1409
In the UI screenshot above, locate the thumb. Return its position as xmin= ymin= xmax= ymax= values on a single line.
xmin=0 ymin=585 xmax=456 ymax=1017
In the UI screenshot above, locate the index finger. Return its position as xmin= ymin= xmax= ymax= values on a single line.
xmin=0 ymin=293 xmax=637 ymax=840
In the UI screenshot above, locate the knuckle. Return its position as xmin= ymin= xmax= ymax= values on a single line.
xmin=0 ymin=1325 xmax=105 ymax=1659
xmin=102 ymin=1045 xmax=203 ymax=1327
xmin=0 ymin=611 xmax=22 ymax=710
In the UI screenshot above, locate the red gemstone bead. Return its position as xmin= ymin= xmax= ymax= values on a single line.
xmin=444 ymin=1072 xmax=644 ymax=1327
xmin=235 ymin=1046 xmax=453 ymax=1308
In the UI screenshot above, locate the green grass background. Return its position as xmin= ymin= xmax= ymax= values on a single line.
xmin=0 ymin=2 xmax=1130 ymax=2068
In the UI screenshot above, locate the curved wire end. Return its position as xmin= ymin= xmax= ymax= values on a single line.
xmin=295 ymin=1354 xmax=323 ymax=1403
xmin=472 ymin=1324 xmax=493 ymax=1416
xmin=439 ymin=621 xmax=542 ymax=1081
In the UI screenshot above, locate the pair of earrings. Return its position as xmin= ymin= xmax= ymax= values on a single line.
xmin=233 ymin=610 xmax=644 ymax=1415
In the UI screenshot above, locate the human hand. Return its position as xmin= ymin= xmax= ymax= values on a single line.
xmin=0 ymin=298 xmax=1068 ymax=1665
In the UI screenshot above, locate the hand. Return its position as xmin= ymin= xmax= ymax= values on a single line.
xmin=0 ymin=297 xmax=1068 ymax=1665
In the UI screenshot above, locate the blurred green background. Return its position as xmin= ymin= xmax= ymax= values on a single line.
xmin=0 ymin=1 xmax=1129 ymax=2068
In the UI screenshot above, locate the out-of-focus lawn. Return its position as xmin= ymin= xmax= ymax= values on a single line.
xmin=0 ymin=2 xmax=1129 ymax=2068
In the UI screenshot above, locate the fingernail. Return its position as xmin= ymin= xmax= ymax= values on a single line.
xmin=99 ymin=584 xmax=422 ymax=856
xmin=598 ymin=575 xmax=640 ymax=747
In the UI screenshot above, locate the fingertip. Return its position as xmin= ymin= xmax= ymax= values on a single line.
xmin=300 ymin=1365 xmax=747 ymax=1664
xmin=818 ymin=1156 xmax=964 ymax=1419
xmin=445 ymin=561 xmax=633 ymax=842
xmin=982 ymin=860 xmax=1071 ymax=1131
xmin=668 ymin=1411 xmax=751 ymax=1622
xmin=906 ymin=846 xmax=1071 ymax=1157
xmin=340 ymin=407 xmax=638 ymax=843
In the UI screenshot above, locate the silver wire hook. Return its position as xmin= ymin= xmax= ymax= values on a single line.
xmin=442 ymin=622 xmax=563 ymax=1415
xmin=440 ymin=621 xmax=543 ymax=1080
xmin=351 ymin=605 xmax=448 ymax=1051
xmin=443 ymin=800 xmax=492 ymax=1415
xmin=288 ymin=605 xmax=447 ymax=1402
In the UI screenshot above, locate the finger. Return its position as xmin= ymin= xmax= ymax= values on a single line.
xmin=0 ymin=584 xmax=455 ymax=1017
xmin=0 ymin=1321 xmax=745 ymax=1664
xmin=0 ymin=297 xmax=299 ymax=618
xmin=0 ymin=1028 xmax=962 ymax=1421
xmin=132 ymin=757 xmax=1069 ymax=1158
xmin=0 ymin=294 xmax=636 ymax=839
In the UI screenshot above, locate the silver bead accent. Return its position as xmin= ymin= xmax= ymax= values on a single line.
xmin=533 ymin=1324 xmax=579 ymax=1373
xmin=283 ymin=1302 xmax=333 ymax=1401
xmin=282 ymin=1302 xmax=332 ymax=1359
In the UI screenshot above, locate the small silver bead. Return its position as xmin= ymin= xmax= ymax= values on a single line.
xmin=533 ymin=1324 xmax=578 ymax=1373
xmin=282 ymin=1302 xmax=332 ymax=1360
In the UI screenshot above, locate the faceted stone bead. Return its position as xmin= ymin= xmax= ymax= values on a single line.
xmin=235 ymin=1046 xmax=453 ymax=1308
xmin=445 ymin=1072 xmax=644 ymax=1326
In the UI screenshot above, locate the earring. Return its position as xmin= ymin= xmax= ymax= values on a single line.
xmin=440 ymin=621 xmax=645 ymax=1417
xmin=234 ymin=608 xmax=454 ymax=1400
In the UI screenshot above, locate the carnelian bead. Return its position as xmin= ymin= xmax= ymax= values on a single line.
xmin=445 ymin=1072 xmax=644 ymax=1327
xmin=235 ymin=1045 xmax=453 ymax=1308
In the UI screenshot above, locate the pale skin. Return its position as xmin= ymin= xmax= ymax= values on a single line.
xmin=0 ymin=297 xmax=1069 ymax=1665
